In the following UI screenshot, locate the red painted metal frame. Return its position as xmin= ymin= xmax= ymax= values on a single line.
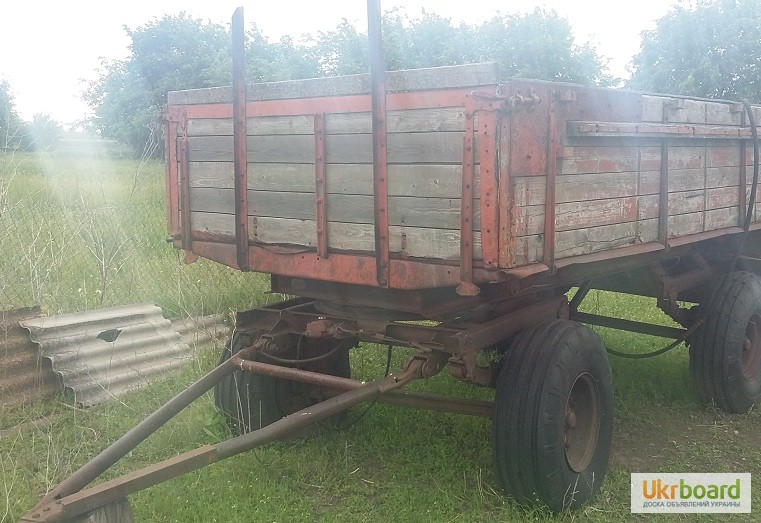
xmin=478 ymin=110 xmax=499 ymax=268
xmin=178 ymin=113 xmax=191 ymax=251
xmin=232 ymin=7 xmax=250 ymax=270
xmin=543 ymin=92 xmax=559 ymax=271
xmin=741 ymin=142 xmax=748 ymax=227
xmin=368 ymin=0 xmax=390 ymax=287
xmin=163 ymin=109 xmax=181 ymax=238
xmin=498 ymin=111 xmax=513 ymax=269
xmin=458 ymin=113 xmax=477 ymax=294
xmin=659 ymin=140 xmax=670 ymax=243
xmin=314 ymin=113 xmax=328 ymax=258
xmin=188 ymin=240 xmax=497 ymax=290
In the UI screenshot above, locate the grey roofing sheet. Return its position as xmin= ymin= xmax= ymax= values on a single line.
xmin=20 ymin=303 xmax=190 ymax=407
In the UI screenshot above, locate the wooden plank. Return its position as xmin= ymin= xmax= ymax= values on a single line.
xmin=560 ymin=145 xmax=640 ymax=175
xmin=668 ymin=169 xmax=706 ymax=192
xmin=555 ymin=219 xmax=659 ymax=258
xmin=668 ymin=190 xmax=705 ymax=215
xmin=325 ymin=107 xmax=466 ymax=134
xmin=514 ymin=205 xmax=544 ymax=236
xmin=325 ymin=132 xmax=465 ymax=164
xmin=705 ymin=206 xmax=739 ymax=230
xmin=187 ymin=132 xmax=466 ymax=164
xmin=554 ymin=197 xmax=638 ymax=232
xmin=555 ymin=172 xmax=639 ymax=203
xmin=187 ymin=116 xmax=314 ymax=136
xmin=568 ymin=121 xmax=752 ymax=139
xmin=188 ymin=213 xmax=483 ymax=260
xmin=518 ymin=171 xmax=667 ymax=205
xmin=668 ymin=213 xmax=704 ymax=237
xmin=255 ymin=217 xmax=483 ymax=260
xmin=668 ymin=146 xmax=705 ymax=169
xmin=642 ymin=96 xmax=666 ymax=123
xmin=514 ymin=176 xmax=546 ymax=207
xmin=706 ymin=144 xmax=741 ymax=167
xmin=513 ymin=235 xmax=544 ymax=266
xmin=168 ymin=63 xmax=499 ymax=105
xmin=706 ymin=101 xmax=741 ymax=125
xmin=706 ymin=166 xmax=741 ymax=188
xmin=190 ymin=211 xmax=234 ymax=239
xmin=189 ymin=162 xmax=475 ymax=198
xmin=188 ymin=135 xmax=314 ymax=163
xmin=189 ymin=188 xmax=480 ymax=230
xmin=706 ymin=186 xmax=740 ymax=211
xmin=186 ymin=108 xmax=467 ymax=136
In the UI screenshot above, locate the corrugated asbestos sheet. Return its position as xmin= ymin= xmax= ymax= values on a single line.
xmin=0 ymin=307 xmax=58 ymax=407
xmin=20 ymin=303 xmax=190 ymax=407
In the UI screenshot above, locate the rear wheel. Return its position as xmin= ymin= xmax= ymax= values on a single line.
xmin=492 ymin=319 xmax=614 ymax=512
xmin=690 ymin=271 xmax=761 ymax=413
xmin=214 ymin=330 xmax=354 ymax=434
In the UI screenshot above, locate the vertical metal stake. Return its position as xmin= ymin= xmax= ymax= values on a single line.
xmin=232 ymin=7 xmax=250 ymax=270
xmin=367 ymin=0 xmax=390 ymax=287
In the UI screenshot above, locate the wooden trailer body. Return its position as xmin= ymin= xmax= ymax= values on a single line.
xmin=165 ymin=63 xmax=761 ymax=294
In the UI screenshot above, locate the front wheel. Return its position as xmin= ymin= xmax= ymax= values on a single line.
xmin=492 ymin=319 xmax=614 ymax=512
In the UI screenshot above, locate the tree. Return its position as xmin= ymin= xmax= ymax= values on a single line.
xmin=85 ymin=8 xmax=612 ymax=154
xmin=629 ymin=0 xmax=761 ymax=99
xmin=84 ymin=14 xmax=232 ymax=155
xmin=28 ymin=114 xmax=63 ymax=151
xmin=471 ymin=9 xmax=613 ymax=85
xmin=0 ymin=80 xmax=30 ymax=150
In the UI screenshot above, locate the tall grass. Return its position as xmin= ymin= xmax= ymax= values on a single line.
xmin=0 ymin=145 xmax=266 ymax=317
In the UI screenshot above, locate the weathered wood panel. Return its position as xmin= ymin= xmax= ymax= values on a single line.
xmin=188 ymin=162 xmax=479 ymax=198
xmin=187 ymin=132 xmax=466 ymax=164
xmin=185 ymin=108 xmax=467 ymax=136
xmin=169 ymin=63 xmax=498 ymax=105
xmin=189 ymin=213 xmax=482 ymax=260
xmin=325 ymin=108 xmax=466 ymax=134
xmin=556 ymin=219 xmax=660 ymax=258
xmin=189 ymin=188 xmax=481 ymax=230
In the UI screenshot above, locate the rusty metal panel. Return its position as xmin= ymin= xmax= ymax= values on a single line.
xmin=0 ymin=307 xmax=57 ymax=407
xmin=19 ymin=304 xmax=190 ymax=407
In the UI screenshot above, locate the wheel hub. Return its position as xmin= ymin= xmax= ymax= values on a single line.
xmin=742 ymin=314 xmax=761 ymax=381
xmin=564 ymin=372 xmax=601 ymax=473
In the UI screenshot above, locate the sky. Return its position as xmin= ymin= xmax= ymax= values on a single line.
xmin=0 ymin=0 xmax=681 ymax=126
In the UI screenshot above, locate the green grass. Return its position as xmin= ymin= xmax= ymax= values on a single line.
xmin=0 ymin=147 xmax=266 ymax=317
xmin=3 ymin=291 xmax=761 ymax=522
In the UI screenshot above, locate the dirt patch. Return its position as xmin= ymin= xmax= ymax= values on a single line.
xmin=611 ymin=402 xmax=761 ymax=474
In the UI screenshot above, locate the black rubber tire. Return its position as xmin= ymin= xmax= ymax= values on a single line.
xmin=214 ymin=330 xmax=353 ymax=434
xmin=492 ymin=319 xmax=614 ymax=512
xmin=690 ymin=271 xmax=761 ymax=413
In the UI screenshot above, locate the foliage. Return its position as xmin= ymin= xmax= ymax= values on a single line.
xmin=83 ymin=14 xmax=231 ymax=155
xmin=0 ymin=80 xmax=31 ymax=150
xmin=84 ymin=9 xmax=613 ymax=155
xmin=28 ymin=114 xmax=63 ymax=151
xmin=472 ymin=9 xmax=614 ymax=85
xmin=629 ymin=0 xmax=761 ymax=99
